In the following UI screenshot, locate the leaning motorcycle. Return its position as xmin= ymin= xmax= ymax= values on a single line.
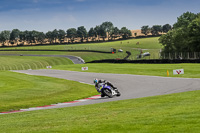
xmin=100 ymin=84 xmax=121 ymax=98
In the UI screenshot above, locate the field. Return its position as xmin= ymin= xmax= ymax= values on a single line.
xmin=0 ymin=71 xmax=97 ymax=112
xmin=53 ymin=63 xmax=200 ymax=78
xmin=0 ymin=37 xmax=199 ymax=132
xmin=0 ymin=37 xmax=162 ymax=62
xmin=1 ymin=90 xmax=200 ymax=133
xmin=0 ymin=56 xmax=73 ymax=70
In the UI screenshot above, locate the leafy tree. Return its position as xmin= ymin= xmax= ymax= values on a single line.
xmin=141 ymin=25 xmax=150 ymax=36
xmin=88 ymin=27 xmax=96 ymax=41
xmin=46 ymin=31 xmax=53 ymax=44
xmin=159 ymin=12 xmax=200 ymax=53
xmin=187 ymin=15 xmax=200 ymax=51
xmin=58 ymin=29 xmax=66 ymax=44
xmin=94 ymin=25 xmax=101 ymax=41
xmin=37 ymin=32 xmax=45 ymax=44
xmin=151 ymin=25 xmax=162 ymax=35
xmin=111 ymin=27 xmax=120 ymax=40
xmin=10 ymin=29 xmax=20 ymax=45
xmin=100 ymin=21 xmax=114 ymax=40
xmin=67 ymin=28 xmax=77 ymax=43
xmin=52 ymin=29 xmax=59 ymax=43
xmin=0 ymin=30 xmax=11 ymax=46
xmin=162 ymin=24 xmax=172 ymax=33
xmin=120 ymin=27 xmax=132 ymax=39
xmin=19 ymin=31 xmax=26 ymax=45
xmin=173 ymin=11 xmax=197 ymax=29
xmin=99 ymin=25 xmax=107 ymax=41
xmin=77 ymin=26 xmax=87 ymax=42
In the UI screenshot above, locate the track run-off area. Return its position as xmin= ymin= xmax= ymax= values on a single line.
xmin=4 ymin=69 xmax=199 ymax=113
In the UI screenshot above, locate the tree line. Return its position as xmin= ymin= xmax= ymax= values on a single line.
xmin=159 ymin=12 xmax=200 ymax=53
xmin=141 ymin=24 xmax=172 ymax=36
xmin=0 ymin=21 xmax=132 ymax=47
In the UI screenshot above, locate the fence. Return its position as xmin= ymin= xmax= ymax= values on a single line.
xmin=161 ymin=52 xmax=200 ymax=60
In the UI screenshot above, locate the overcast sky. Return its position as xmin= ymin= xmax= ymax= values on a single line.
xmin=0 ymin=0 xmax=199 ymax=32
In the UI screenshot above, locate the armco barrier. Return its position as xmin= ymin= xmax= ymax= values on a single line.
xmin=87 ymin=59 xmax=200 ymax=64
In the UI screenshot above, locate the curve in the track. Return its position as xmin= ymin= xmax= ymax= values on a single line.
xmin=3 ymin=69 xmax=199 ymax=114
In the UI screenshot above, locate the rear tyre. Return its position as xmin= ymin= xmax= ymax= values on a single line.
xmin=101 ymin=93 xmax=105 ymax=97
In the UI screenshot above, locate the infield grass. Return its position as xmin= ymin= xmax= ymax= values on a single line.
xmin=1 ymin=90 xmax=200 ymax=133
xmin=0 ymin=56 xmax=73 ymax=70
xmin=0 ymin=71 xmax=97 ymax=112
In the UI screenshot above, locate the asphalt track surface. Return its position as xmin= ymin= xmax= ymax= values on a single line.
xmin=12 ymin=69 xmax=200 ymax=111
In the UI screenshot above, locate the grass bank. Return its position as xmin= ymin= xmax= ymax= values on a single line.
xmin=0 ymin=37 xmax=162 ymax=61
xmin=1 ymin=90 xmax=200 ymax=133
xmin=53 ymin=63 xmax=200 ymax=78
xmin=0 ymin=56 xmax=73 ymax=70
xmin=0 ymin=71 xmax=97 ymax=112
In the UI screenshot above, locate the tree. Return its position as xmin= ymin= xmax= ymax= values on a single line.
xmin=0 ymin=30 xmax=11 ymax=46
xmin=94 ymin=25 xmax=101 ymax=41
xmin=162 ymin=24 xmax=172 ymax=33
xmin=19 ymin=31 xmax=26 ymax=45
xmin=37 ymin=32 xmax=46 ymax=44
xmin=77 ymin=26 xmax=87 ymax=42
xmin=52 ymin=29 xmax=59 ymax=43
xmin=88 ymin=27 xmax=96 ymax=41
xmin=141 ymin=25 xmax=150 ymax=36
xmin=151 ymin=25 xmax=162 ymax=35
xmin=159 ymin=12 xmax=200 ymax=53
xmin=10 ymin=29 xmax=20 ymax=46
xmin=99 ymin=25 xmax=107 ymax=41
xmin=120 ymin=27 xmax=132 ymax=39
xmin=111 ymin=27 xmax=120 ymax=40
xmin=67 ymin=28 xmax=77 ymax=43
xmin=46 ymin=31 xmax=53 ymax=44
xmin=187 ymin=15 xmax=200 ymax=51
xmin=173 ymin=11 xmax=197 ymax=29
xmin=58 ymin=29 xmax=66 ymax=44
xmin=100 ymin=21 xmax=114 ymax=40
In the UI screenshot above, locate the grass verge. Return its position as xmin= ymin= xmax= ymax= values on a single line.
xmin=53 ymin=63 xmax=200 ymax=78
xmin=0 ymin=71 xmax=97 ymax=112
xmin=1 ymin=90 xmax=200 ymax=133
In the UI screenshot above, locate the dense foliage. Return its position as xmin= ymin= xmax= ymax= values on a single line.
xmin=141 ymin=24 xmax=172 ymax=36
xmin=159 ymin=12 xmax=200 ymax=52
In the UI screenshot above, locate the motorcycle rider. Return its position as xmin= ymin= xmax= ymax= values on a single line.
xmin=93 ymin=78 xmax=118 ymax=97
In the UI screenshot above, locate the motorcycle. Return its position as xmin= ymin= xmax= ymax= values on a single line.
xmin=100 ymin=84 xmax=121 ymax=98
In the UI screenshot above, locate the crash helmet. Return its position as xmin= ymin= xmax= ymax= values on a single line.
xmin=94 ymin=78 xmax=98 ymax=84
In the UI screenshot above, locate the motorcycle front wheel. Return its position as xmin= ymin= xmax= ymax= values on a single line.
xmin=103 ymin=88 xmax=113 ymax=98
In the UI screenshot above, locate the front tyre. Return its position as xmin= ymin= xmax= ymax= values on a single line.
xmin=116 ymin=92 xmax=121 ymax=97
xmin=103 ymin=88 xmax=113 ymax=98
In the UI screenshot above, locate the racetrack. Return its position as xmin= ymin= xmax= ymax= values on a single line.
xmin=12 ymin=69 xmax=200 ymax=111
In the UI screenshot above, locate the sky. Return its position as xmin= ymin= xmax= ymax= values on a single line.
xmin=0 ymin=0 xmax=199 ymax=32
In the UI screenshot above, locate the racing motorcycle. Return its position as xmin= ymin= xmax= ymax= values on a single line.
xmin=100 ymin=84 xmax=121 ymax=98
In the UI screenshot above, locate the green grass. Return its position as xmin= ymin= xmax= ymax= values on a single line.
xmin=1 ymin=90 xmax=200 ymax=133
xmin=0 ymin=71 xmax=97 ymax=112
xmin=0 ymin=37 xmax=162 ymax=61
xmin=0 ymin=37 xmax=162 ymax=51
xmin=0 ymin=56 xmax=73 ymax=70
xmin=53 ymin=63 xmax=200 ymax=78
